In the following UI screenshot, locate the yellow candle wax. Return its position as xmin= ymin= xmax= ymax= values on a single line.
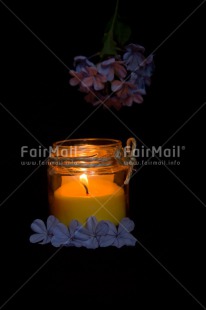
xmin=51 ymin=175 xmax=126 ymax=226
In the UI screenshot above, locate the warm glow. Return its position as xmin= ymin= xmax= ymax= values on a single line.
xmin=80 ymin=174 xmax=88 ymax=186
xmin=79 ymin=174 xmax=89 ymax=195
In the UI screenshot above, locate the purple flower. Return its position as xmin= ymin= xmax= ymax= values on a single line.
xmin=104 ymin=96 xmax=122 ymax=110
xmin=128 ymin=55 xmax=154 ymax=95
xmin=84 ymin=92 xmax=98 ymax=104
xmin=30 ymin=215 xmax=59 ymax=244
xmin=69 ymin=70 xmax=86 ymax=87
xmin=51 ymin=223 xmax=70 ymax=247
xmin=69 ymin=67 xmax=107 ymax=92
xmin=111 ymin=80 xmax=137 ymax=98
xmin=142 ymin=54 xmax=154 ymax=78
xmin=86 ymin=93 xmax=122 ymax=110
xmin=51 ymin=220 xmax=88 ymax=247
xmin=30 ymin=216 xmax=136 ymax=248
xmin=69 ymin=67 xmax=107 ymax=93
xmin=122 ymin=92 xmax=143 ymax=107
xmin=97 ymin=58 xmax=127 ymax=81
xmin=123 ymin=43 xmax=145 ymax=71
xmin=73 ymin=56 xmax=95 ymax=72
xmin=99 ymin=218 xmax=136 ymax=248
xmin=111 ymin=80 xmax=144 ymax=107
xmin=78 ymin=216 xmax=109 ymax=249
xmin=135 ymin=54 xmax=154 ymax=88
xmin=82 ymin=67 xmax=107 ymax=91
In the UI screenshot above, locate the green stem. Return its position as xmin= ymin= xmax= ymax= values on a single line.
xmin=100 ymin=0 xmax=120 ymax=57
xmin=110 ymin=0 xmax=119 ymax=35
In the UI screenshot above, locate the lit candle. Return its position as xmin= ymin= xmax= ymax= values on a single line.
xmin=51 ymin=174 xmax=126 ymax=225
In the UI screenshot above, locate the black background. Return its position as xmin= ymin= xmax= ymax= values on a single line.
xmin=0 ymin=0 xmax=206 ymax=309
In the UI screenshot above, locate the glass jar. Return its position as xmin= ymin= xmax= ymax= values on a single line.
xmin=47 ymin=138 xmax=134 ymax=226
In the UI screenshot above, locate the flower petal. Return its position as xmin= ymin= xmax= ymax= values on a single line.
xmin=47 ymin=215 xmax=59 ymax=234
xmin=118 ymin=233 xmax=137 ymax=247
xmin=111 ymin=80 xmax=122 ymax=92
xmin=51 ymin=223 xmax=70 ymax=247
xmin=118 ymin=218 xmax=135 ymax=234
xmin=133 ymin=93 xmax=143 ymax=104
xmin=30 ymin=233 xmax=46 ymax=244
xmin=82 ymin=237 xmax=99 ymax=249
xmin=106 ymin=221 xmax=117 ymax=235
xmin=113 ymin=237 xmax=126 ymax=248
xmin=69 ymin=220 xmax=80 ymax=233
xmin=69 ymin=220 xmax=88 ymax=242
xmin=101 ymin=58 xmax=115 ymax=67
xmin=74 ymin=56 xmax=95 ymax=72
xmin=122 ymin=96 xmax=133 ymax=106
xmin=86 ymin=66 xmax=97 ymax=75
xmin=69 ymin=77 xmax=80 ymax=86
xmin=31 ymin=219 xmax=47 ymax=234
xmin=125 ymin=43 xmax=145 ymax=53
xmin=114 ymin=63 xmax=127 ymax=79
xmin=82 ymin=76 xmax=94 ymax=88
xmin=95 ymin=221 xmax=109 ymax=236
xmin=39 ymin=235 xmax=51 ymax=245
xmin=86 ymin=216 xmax=98 ymax=234
xmin=99 ymin=235 xmax=115 ymax=247
xmin=93 ymin=79 xmax=104 ymax=91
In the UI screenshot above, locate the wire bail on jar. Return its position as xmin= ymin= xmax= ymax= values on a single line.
xmin=114 ymin=137 xmax=137 ymax=184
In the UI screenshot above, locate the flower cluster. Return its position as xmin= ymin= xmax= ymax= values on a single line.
xmin=69 ymin=44 xmax=154 ymax=110
xmin=30 ymin=215 xmax=136 ymax=249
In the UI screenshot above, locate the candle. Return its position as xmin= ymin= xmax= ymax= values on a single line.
xmin=51 ymin=174 xmax=126 ymax=225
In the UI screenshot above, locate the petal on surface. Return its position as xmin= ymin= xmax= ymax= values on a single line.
xmin=82 ymin=237 xmax=99 ymax=249
xmin=86 ymin=216 xmax=98 ymax=234
xmin=118 ymin=234 xmax=137 ymax=246
xmin=77 ymin=226 xmax=92 ymax=240
xmin=53 ymin=223 xmax=69 ymax=237
xmin=30 ymin=233 xmax=46 ymax=244
xmin=52 ymin=223 xmax=70 ymax=246
xmin=47 ymin=215 xmax=59 ymax=234
xmin=113 ymin=237 xmax=126 ymax=248
xmin=118 ymin=218 xmax=135 ymax=234
xmin=40 ymin=235 xmax=51 ymax=245
xmin=106 ymin=221 xmax=117 ymax=235
xmin=69 ymin=220 xmax=81 ymax=234
xmin=96 ymin=221 xmax=109 ymax=236
xmin=69 ymin=220 xmax=89 ymax=241
xmin=99 ymin=235 xmax=115 ymax=247
xmin=31 ymin=219 xmax=47 ymax=234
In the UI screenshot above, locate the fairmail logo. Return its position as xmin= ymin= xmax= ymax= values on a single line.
xmin=124 ymin=145 xmax=185 ymax=158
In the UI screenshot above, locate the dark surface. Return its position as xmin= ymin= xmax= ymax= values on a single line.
xmin=0 ymin=0 xmax=206 ymax=309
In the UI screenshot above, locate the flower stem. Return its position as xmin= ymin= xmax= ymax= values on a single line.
xmin=110 ymin=0 xmax=119 ymax=37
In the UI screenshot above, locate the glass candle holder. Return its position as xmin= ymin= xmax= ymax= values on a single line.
xmin=47 ymin=138 xmax=134 ymax=226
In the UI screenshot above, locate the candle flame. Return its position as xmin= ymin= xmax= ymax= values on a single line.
xmin=80 ymin=174 xmax=88 ymax=186
xmin=80 ymin=174 xmax=89 ymax=195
